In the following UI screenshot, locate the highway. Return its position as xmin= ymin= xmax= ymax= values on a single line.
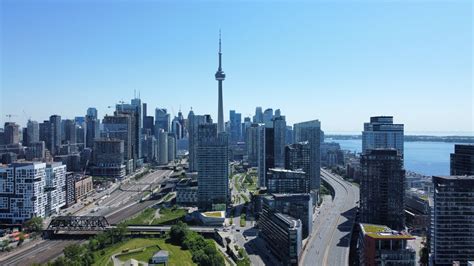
xmin=301 ymin=168 xmax=359 ymax=266
xmin=0 ymin=169 xmax=172 ymax=266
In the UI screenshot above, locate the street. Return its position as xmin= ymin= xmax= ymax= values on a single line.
xmin=301 ymin=168 xmax=359 ymax=266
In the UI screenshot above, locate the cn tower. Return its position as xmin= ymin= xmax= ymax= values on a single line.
xmin=215 ymin=31 xmax=226 ymax=133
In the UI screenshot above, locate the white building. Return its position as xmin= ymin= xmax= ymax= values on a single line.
xmin=0 ymin=162 xmax=47 ymax=223
xmin=45 ymin=162 xmax=67 ymax=216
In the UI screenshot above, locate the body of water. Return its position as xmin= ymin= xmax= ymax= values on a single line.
xmin=328 ymin=139 xmax=463 ymax=176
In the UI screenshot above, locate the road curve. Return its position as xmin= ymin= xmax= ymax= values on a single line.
xmin=301 ymin=168 xmax=359 ymax=266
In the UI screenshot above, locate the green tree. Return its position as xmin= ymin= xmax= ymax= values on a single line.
xmin=169 ymin=221 xmax=188 ymax=244
xmin=64 ymin=243 xmax=85 ymax=262
xmin=24 ymin=217 xmax=44 ymax=233
xmin=0 ymin=239 xmax=9 ymax=251
xmin=17 ymin=233 xmax=25 ymax=246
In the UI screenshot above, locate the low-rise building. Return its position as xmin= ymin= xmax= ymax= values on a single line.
xmin=176 ymin=178 xmax=198 ymax=206
xmin=259 ymin=201 xmax=302 ymax=266
xmin=358 ymin=223 xmax=415 ymax=266
xmin=75 ymin=176 xmax=94 ymax=200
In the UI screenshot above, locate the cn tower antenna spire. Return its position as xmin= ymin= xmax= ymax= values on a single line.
xmin=215 ymin=30 xmax=226 ymax=133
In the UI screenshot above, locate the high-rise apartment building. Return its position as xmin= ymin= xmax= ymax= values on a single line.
xmin=187 ymin=111 xmax=212 ymax=172
xmin=102 ymin=114 xmax=132 ymax=162
xmin=273 ymin=116 xmax=287 ymax=168
xmin=246 ymin=123 xmax=259 ymax=166
xmin=116 ymin=99 xmax=142 ymax=160
xmin=64 ymin=119 xmax=77 ymax=144
xmin=197 ymin=123 xmax=229 ymax=210
xmin=45 ymin=163 xmax=67 ymax=216
xmin=431 ymin=175 xmax=474 ymax=265
xmin=0 ymin=162 xmax=47 ymax=223
xmin=450 ymin=144 xmax=474 ymax=175
xmin=360 ymin=149 xmax=405 ymax=230
xmin=362 ymin=116 xmax=404 ymax=156
xmin=86 ymin=108 xmax=100 ymax=149
xmin=90 ymin=138 xmax=126 ymax=179
xmin=285 ymin=142 xmax=311 ymax=192
xmin=167 ymin=133 xmax=176 ymax=163
xmin=293 ymin=120 xmax=321 ymax=193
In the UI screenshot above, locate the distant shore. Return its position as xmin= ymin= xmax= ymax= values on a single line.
xmin=325 ymin=134 xmax=474 ymax=144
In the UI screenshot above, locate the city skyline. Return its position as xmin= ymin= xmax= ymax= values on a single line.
xmin=1 ymin=1 xmax=472 ymax=133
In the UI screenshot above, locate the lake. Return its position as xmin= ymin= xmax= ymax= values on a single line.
xmin=327 ymin=139 xmax=464 ymax=176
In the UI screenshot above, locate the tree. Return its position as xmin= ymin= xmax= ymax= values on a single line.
xmin=169 ymin=221 xmax=188 ymax=244
xmin=24 ymin=217 xmax=44 ymax=233
xmin=64 ymin=243 xmax=85 ymax=262
xmin=17 ymin=233 xmax=25 ymax=246
xmin=0 ymin=239 xmax=9 ymax=251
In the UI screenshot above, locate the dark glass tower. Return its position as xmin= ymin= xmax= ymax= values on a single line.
xmin=215 ymin=32 xmax=226 ymax=133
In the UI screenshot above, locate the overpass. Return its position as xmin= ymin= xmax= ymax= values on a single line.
xmin=45 ymin=216 xmax=220 ymax=237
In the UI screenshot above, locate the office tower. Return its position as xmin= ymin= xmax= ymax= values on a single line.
xmin=263 ymin=108 xmax=274 ymax=123
xmin=246 ymin=123 xmax=260 ymax=166
xmin=116 ymin=99 xmax=142 ymax=160
xmin=39 ymin=120 xmax=51 ymax=151
xmin=0 ymin=162 xmax=47 ymax=223
xmin=3 ymin=122 xmax=20 ymax=145
xmin=188 ymin=110 xmax=212 ymax=172
xmin=229 ymin=110 xmax=242 ymax=143
xmin=450 ymin=144 xmax=474 ymax=175
xmin=155 ymin=108 xmax=170 ymax=133
xmin=293 ymin=120 xmax=321 ymax=193
xmin=274 ymin=109 xmax=281 ymax=118
xmin=171 ymin=117 xmax=183 ymax=139
xmin=358 ymin=223 xmax=415 ymax=266
xmin=86 ymin=109 xmax=100 ymax=149
xmin=102 ymin=114 xmax=132 ymax=162
xmin=142 ymin=134 xmax=157 ymax=163
xmin=254 ymin=107 xmax=263 ymax=123
xmin=64 ymin=119 xmax=77 ymax=144
xmin=158 ymin=129 xmax=168 ymax=165
xmin=431 ymin=176 xmax=474 ymax=265
xmin=45 ymin=162 xmax=67 ymax=216
xmin=86 ymin=107 xmax=98 ymax=119
xmin=215 ymin=33 xmax=226 ymax=133
xmin=360 ymin=149 xmax=405 ymax=230
xmin=26 ymin=120 xmax=40 ymax=146
xmin=285 ymin=126 xmax=293 ymax=145
xmin=197 ymin=123 xmax=229 ymax=210
xmin=76 ymin=124 xmax=85 ymax=145
xmin=259 ymin=198 xmax=303 ymax=266
xmin=143 ymin=103 xmax=155 ymax=136
xmin=167 ymin=133 xmax=176 ymax=163
xmin=267 ymin=168 xmax=308 ymax=194
xmin=49 ymin=115 xmax=62 ymax=155
xmin=90 ymin=138 xmax=126 ymax=179
xmin=25 ymin=141 xmax=46 ymax=161
xmin=273 ymin=116 xmax=287 ymax=168
xmin=362 ymin=116 xmax=404 ymax=156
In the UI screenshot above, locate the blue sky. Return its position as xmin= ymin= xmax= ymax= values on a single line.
xmin=1 ymin=0 xmax=472 ymax=133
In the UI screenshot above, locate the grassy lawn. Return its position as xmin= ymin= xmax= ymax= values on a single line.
xmin=116 ymin=245 xmax=160 ymax=263
xmin=152 ymin=207 xmax=187 ymax=225
xmin=93 ymin=238 xmax=195 ymax=266
xmin=124 ymin=208 xmax=155 ymax=225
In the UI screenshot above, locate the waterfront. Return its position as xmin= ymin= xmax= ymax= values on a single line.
xmin=327 ymin=139 xmax=470 ymax=176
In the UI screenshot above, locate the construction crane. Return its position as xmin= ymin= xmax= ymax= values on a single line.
xmin=5 ymin=114 xmax=17 ymax=122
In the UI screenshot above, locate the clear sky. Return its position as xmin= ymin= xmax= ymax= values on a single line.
xmin=1 ymin=0 xmax=472 ymax=134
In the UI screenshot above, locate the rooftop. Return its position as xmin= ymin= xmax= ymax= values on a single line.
xmin=433 ymin=175 xmax=474 ymax=181
xmin=360 ymin=223 xmax=414 ymax=240
xmin=202 ymin=211 xmax=225 ymax=218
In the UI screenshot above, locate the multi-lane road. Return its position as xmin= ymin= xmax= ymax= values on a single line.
xmin=0 ymin=169 xmax=172 ymax=266
xmin=301 ymin=168 xmax=359 ymax=266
